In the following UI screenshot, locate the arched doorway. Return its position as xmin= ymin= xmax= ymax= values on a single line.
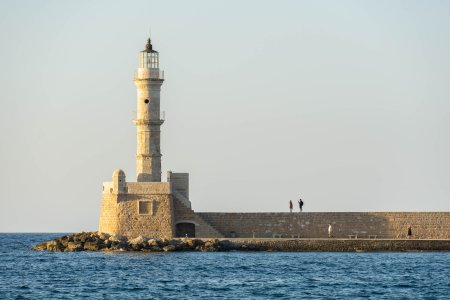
xmin=176 ymin=222 xmax=196 ymax=238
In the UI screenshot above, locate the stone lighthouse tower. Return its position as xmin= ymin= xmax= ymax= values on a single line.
xmin=134 ymin=38 xmax=164 ymax=182
xmin=99 ymin=37 xmax=223 ymax=240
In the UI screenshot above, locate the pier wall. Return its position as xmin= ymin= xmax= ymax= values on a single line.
xmin=197 ymin=212 xmax=450 ymax=239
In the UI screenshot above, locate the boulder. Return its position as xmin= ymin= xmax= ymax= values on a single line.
xmin=110 ymin=241 xmax=129 ymax=251
xmin=98 ymin=241 xmax=108 ymax=250
xmin=162 ymin=245 xmax=176 ymax=252
xmin=195 ymin=239 xmax=219 ymax=252
xmin=218 ymin=240 xmax=235 ymax=251
xmin=59 ymin=238 xmax=69 ymax=248
xmin=206 ymin=239 xmax=219 ymax=247
xmin=129 ymin=236 xmax=148 ymax=251
xmin=178 ymin=241 xmax=189 ymax=250
xmin=185 ymin=239 xmax=195 ymax=249
xmin=188 ymin=239 xmax=204 ymax=249
xmin=98 ymin=232 xmax=111 ymax=241
xmin=129 ymin=235 xmax=147 ymax=245
xmin=73 ymin=232 xmax=92 ymax=243
xmin=84 ymin=241 xmax=100 ymax=251
xmin=65 ymin=242 xmax=83 ymax=252
xmin=84 ymin=235 xmax=100 ymax=243
xmin=32 ymin=242 xmax=48 ymax=251
xmin=46 ymin=240 xmax=63 ymax=252
xmin=168 ymin=239 xmax=186 ymax=250
xmin=150 ymin=246 xmax=162 ymax=252
xmin=104 ymin=239 xmax=112 ymax=249
xmin=109 ymin=235 xmax=128 ymax=243
xmin=159 ymin=239 xmax=170 ymax=247
xmin=130 ymin=243 xmax=142 ymax=251
xmin=147 ymin=239 xmax=159 ymax=247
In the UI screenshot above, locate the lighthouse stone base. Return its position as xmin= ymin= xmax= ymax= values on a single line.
xmin=99 ymin=170 xmax=190 ymax=239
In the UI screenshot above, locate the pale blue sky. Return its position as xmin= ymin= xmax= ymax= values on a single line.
xmin=0 ymin=0 xmax=449 ymax=231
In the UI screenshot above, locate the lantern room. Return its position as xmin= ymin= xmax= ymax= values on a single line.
xmin=139 ymin=38 xmax=159 ymax=69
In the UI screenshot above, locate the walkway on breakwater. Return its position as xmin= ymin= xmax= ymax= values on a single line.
xmin=195 ymin=238 xmax=450 ymax=252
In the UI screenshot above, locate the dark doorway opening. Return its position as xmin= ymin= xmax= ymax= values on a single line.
xmin=176 ymin=222 xmax=195 ymax=238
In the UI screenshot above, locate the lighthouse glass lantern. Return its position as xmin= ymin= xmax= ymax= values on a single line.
xmin=139 ymin=38 xmax=159 ymax=69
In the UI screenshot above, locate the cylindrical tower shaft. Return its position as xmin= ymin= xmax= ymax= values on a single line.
xmin=133 ymin=38 xmax=164 ymax=182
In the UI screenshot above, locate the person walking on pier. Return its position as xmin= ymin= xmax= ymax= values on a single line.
xmin=298 ymin=198 xmax=304 ymax=212
xmin=328 ymin=223 xmax=333 ymax=238
xmin=289 ymin=200 xmax=293 ymax=213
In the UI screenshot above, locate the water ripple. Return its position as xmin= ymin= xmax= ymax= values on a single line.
xmin=1 ymin=234 xmax=450 ymax=299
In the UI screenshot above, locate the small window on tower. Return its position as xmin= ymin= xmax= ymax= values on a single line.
xmin=138 ymin=201 xmax=152 ymax=215
xmin=144 ymin=99 xmax=149 ymax=104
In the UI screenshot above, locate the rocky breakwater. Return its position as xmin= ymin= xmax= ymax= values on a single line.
xmin=32 ymin=232 xmax=241 ymax=252
xmin=32 ymin=232 xmax=450 ymax=252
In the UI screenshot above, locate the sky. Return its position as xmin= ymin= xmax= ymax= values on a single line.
xmin=0 ymin=0 xmax=449 ymax=232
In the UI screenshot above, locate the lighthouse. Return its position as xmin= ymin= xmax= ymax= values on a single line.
xmin=133 ymin=38 xmax=164 ymax=182
xmin=99 ymin=37 xmax=217 ymax=239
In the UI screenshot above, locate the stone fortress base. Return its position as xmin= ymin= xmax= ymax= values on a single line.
xmin=99 ymin=170 xmax=450 ymax=240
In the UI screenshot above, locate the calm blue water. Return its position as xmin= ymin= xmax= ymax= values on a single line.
xmin=1 ymin=234 xmax=450 ymax=299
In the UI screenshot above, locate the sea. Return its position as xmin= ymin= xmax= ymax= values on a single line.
xmin=1 ymin=233 xmax=450 ymax=299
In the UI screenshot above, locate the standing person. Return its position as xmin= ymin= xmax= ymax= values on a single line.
xmin=328 ymin=223 xmax=333 ymax=238
xmin=298 ymin=198 xmax=304 ymax=212
xmin=407 ymin=224 xmax=412 ymax=238
xmin=289 ymin=200 xmax=293 ymax=213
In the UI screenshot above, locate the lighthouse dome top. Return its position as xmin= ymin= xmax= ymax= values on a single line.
xmin=144 ymin=38 xmax=158 ymax=53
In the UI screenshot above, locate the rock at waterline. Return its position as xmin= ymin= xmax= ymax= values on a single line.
xmin=31 ymin=232 xmax=236 ymax=253
xmin=32 ymin=232 xmax=449 ymax=252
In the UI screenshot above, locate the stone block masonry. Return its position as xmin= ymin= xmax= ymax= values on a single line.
xmin=197 ymin=212 xmax=450 ymax=239
xmin=173 ymin=198 xmax=224 ymax=238
xmin=99 ymin=169 xmax=450 ymax=240
xmin=99 ymin=175 xmax=175 ymax=239
xmin=99 ymin=193 xmax=174 ymax=239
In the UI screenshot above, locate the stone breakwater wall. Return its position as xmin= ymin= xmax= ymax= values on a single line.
xmin=32 ymin=232 xmax=450 ymax=252
xmin=229 ymin=238 xmax=450 ymax=252
xmin=197 ymin=212 xmax=450 ymax=239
